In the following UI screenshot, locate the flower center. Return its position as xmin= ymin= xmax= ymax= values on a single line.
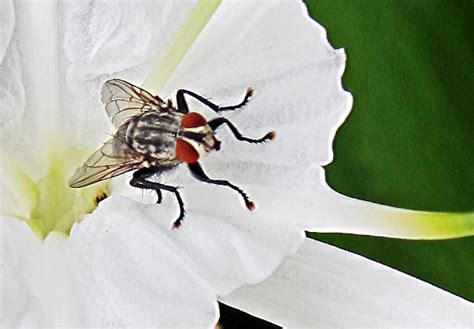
xmin=3 ymin=148 xmax=109 ymax=240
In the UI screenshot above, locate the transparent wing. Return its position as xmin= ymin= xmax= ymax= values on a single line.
xmin=69 ymin=138 xmax=144 ymax=188
xmin=101 ymin=79 xmax=167 ymax=128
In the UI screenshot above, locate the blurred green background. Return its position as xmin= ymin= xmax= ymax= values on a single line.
xmin=305 ymin=0 xmax=474 ymax=301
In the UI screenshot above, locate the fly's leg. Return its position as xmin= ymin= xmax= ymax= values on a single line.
xmin=133 ymin=181 xmax=162 ymax=204
xmin=208 ymin=117 xmax=275 ymax=144
xmin=176 ymin=88 xmax=253 ymax=114
xmin=130 ymin=168 xmax=185 ymax=229
xmin=130 ymin=167 xmax=163 ymax=203
xmin=171 ymin=191 xmax=185 ymax=229
xmin=155 ymin=188 xmax=163 ymax=204
xmin=188 ymin=162 xmax=255 ymax=211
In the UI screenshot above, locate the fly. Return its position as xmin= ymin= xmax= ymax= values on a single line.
xmin=69 ymin=79 xmax=275 ymax=229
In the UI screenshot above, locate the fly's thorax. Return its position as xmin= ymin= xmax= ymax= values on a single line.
xmin=123 ymin=110 xmax=183 ymax=166
xmin=117 ymin=110 xmax=221 ymax=166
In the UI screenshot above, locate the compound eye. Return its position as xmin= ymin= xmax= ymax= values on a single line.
xmin=176 ymin=139 xmax=200 ymax=163
xmin=180 ymin=112 xmax=207 ymax=128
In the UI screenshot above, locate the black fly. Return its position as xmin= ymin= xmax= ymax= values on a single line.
xmin=69 ymin=79 xmax=275 ymax=229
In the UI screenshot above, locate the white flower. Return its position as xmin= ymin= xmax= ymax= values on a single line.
xmin=1 ymin=1 xmax=472 ymax=327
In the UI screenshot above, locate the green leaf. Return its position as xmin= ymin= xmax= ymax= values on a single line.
xmin=305 ymin=0 xmax=474 ymax=301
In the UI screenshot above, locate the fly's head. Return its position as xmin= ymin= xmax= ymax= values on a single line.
xmin=176 ymin=112 xmax=221 ymax=164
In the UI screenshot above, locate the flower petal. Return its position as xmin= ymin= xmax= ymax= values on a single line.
xmin=0 ymin=0 xmax=14 ymax=63
xmin=62 ymin=1 xmax=197 ymax=148
xmin=68 ymin=197 xmax=218 ymax=326
xmin=2 ymin=1 xmax=197 ymax=162
xmin=0 ymin=216 xmax=45 ymax=326
xmin=1 ymin=196 xmax=219 ymax=326
xmin=108 ymin=179 xmax=307 ymax=294
xmin=160 ymin=0 xmax=351 ymax=169
xmin=0 ymin=1 xmax=59 ymax=178
xmin=221 ymin=238 xmax=474 ymax=327
xmin=1 ymin=189 xmax=304 ymax=326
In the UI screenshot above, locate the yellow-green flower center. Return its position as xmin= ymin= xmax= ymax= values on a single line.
xmin=2 ymin=148 xmax=108 ymax=240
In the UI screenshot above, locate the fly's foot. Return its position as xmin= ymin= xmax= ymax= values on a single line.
xmin=246 ymin=200 xmax=256 ymax=211
xmin=246 ymin=87 xmax=254 ymax=97
xmin=172 ymin=218 xmax=183 ymax=230
xmin=266 ymin=131 xmax=277 ymax=141
xmin=171 ymin=189 xmax=185 ymax=230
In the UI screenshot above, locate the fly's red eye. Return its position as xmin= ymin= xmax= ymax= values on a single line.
xmin=176 ymin=139 xmax=200 ymax=163
xmin=180 ymin=112 xmax=207 ymax=128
